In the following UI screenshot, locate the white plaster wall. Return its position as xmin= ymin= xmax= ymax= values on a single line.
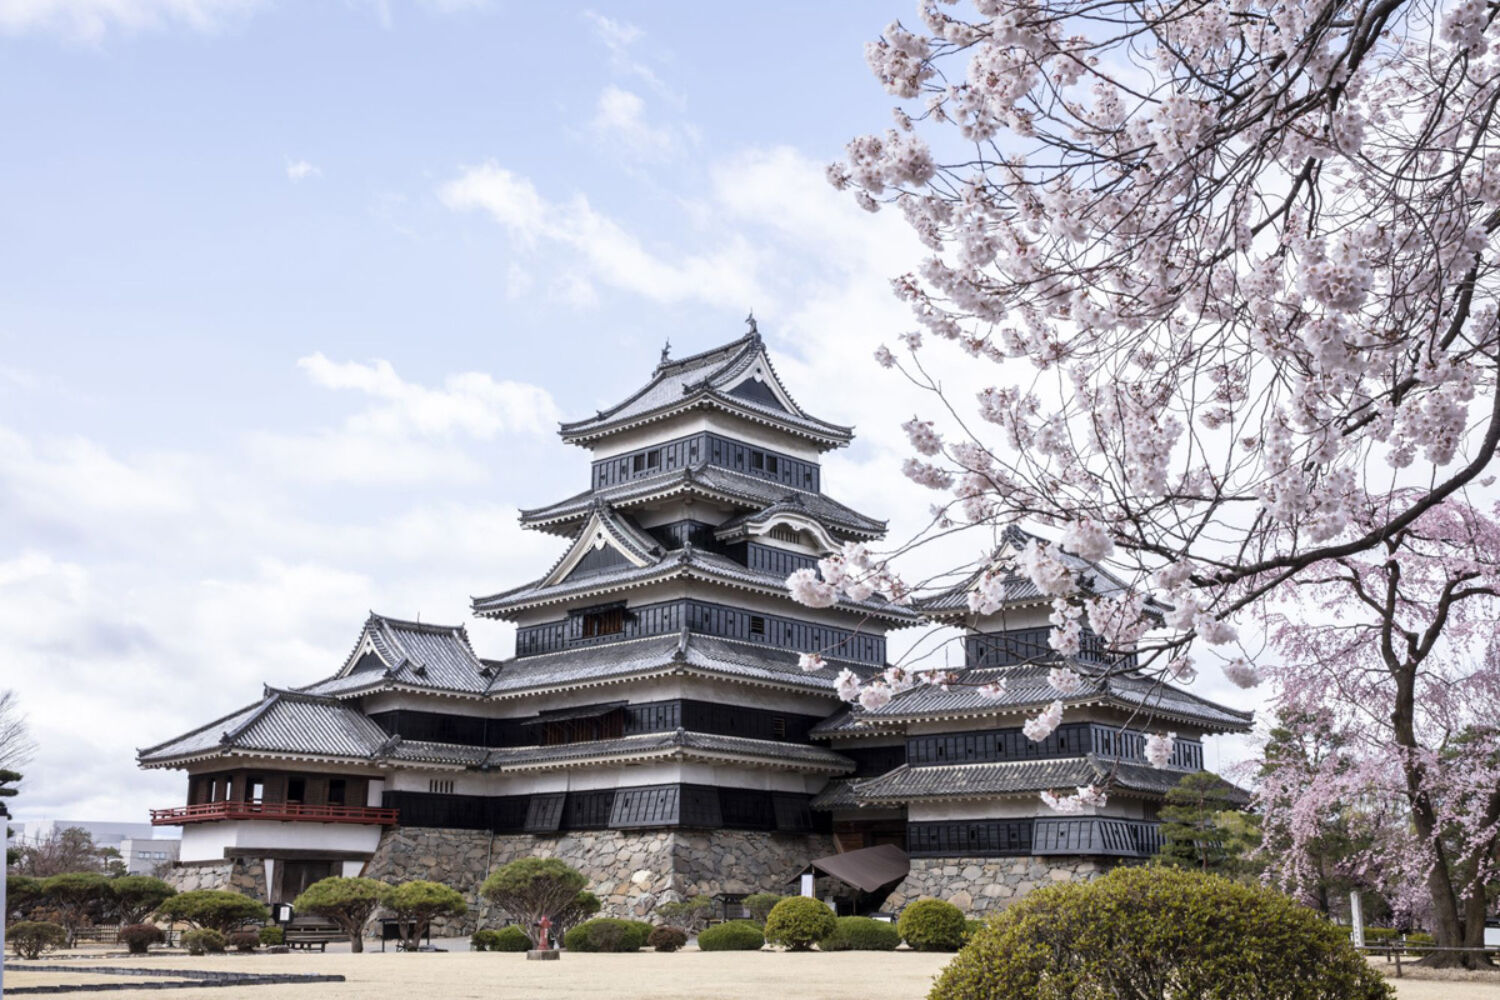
xmin=360 ymin=693 xmax=492 ymax=718
xmin=178 ymin=822 xmax=383 ymax=862
xmin=967 ymin=605 xmax=1053 ymax=631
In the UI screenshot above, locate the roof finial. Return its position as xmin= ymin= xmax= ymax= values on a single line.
xmin=660 ymin=339 xmax=671 ymax=365
xmin=745 ymin=310 xmax=758 ymax=337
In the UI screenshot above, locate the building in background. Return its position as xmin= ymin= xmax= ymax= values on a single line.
xmin=138 ymin=328 xmax=1249 ymax=922
xmin=119 ymin=836 xmax=181 ymax=874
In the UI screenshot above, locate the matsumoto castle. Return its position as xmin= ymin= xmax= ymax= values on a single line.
xmin=139 ymin=329 xmax=1251 ymax=919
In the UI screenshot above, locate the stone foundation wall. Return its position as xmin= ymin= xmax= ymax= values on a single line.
xmin=162 ymin=858 xmax=267 ymax=900
xmin=883 ymin=856 xmax=1112 ymax=915
xmin=361 ymin=826 xmax=835 ymax=932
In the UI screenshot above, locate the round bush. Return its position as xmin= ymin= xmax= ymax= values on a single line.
xmin=227 ymin=930 xmax=260 ymax=952
xmin=898 ymin=898 xmax=967 ymax=952
xmin=648 ymin=925 xmax=689 ymax=952
xmin=258 ymin=926 xmax=284 ymax=947
xmin=764 ymin=897 xmax=836 ymax=951
xmin=470 ymin=929 xmax=500 ymax=951
xmin=697 ymin=920 xmax=764 ymax=952
xmin=117 ymin=923 xmax=166 ymax=955
xmin=818 ymin=915 xmax=900 ymax=951
xmin=8 ymin=921 xmax=68 ymax=959
xmin=932 ymin=867 xmax=1393 ymax=1000
xmin=183 ymin=928 xmax=228 ymax=955
xmin=563 ymin=917 xmax=648 ymax=952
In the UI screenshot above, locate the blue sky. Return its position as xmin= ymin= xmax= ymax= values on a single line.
xmin=0 ymin=0 xmax=1257 ymax=825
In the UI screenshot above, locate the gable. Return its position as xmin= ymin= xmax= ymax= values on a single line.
xmin=727 ymin=376 xmax=788 ymax=412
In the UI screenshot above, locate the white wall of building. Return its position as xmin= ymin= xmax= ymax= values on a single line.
xmin=178 ymin=821 xmax=384 ymax=863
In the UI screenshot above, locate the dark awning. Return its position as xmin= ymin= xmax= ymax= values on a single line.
xmin=518 ymin=701 xmax=628 ymax=726
xmin=798 ymin=843 xmax=910 ymax=893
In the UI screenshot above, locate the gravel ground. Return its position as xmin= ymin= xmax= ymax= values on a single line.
xmin=6 ymin=942 xmax=1495 ymax=999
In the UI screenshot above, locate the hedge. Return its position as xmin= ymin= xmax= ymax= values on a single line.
xmin=183 ymin=928 xmax=228 ymax=955
xmin=563 ymin=917 xmax=650 ymax=952
xmin=472 ymin=925 xmax=533 ymax=952
xmin=818 ymin=916 xmax=900 ymax=951
xmin=697 ymin=920 xmax=765 ymax=951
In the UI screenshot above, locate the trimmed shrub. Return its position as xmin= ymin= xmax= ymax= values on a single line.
xmin=743 ymin=893 xmax=784 ymax=925
xmin=383 ymin=880 xmax=466 ymax=950
xmin=228 ymin=930 xmax=260 ymax=952
xmin=818 ymin=916 xmax=900 ymax=952
xmin=655 ymin=896 xmax=714 ymax=933
xmin=898 ymin=898 xmax=967 ymax=952
xmin=480 ymin=858 xmax=586 ymax=944
xmin=1404 ymin=932 xmax=1435 ymax=951
xmin=471 ymin=929 xmax=501 ymax=951
xmin=294 ymin=877 xmax=388 ymax=954
xmin=8 ymin=921 xmax=68 ymax=959
xmin=258 ymin=926 xmax=284 ymax=947
xmin=932 ymin=867 xmax=1393 ymax=1000
xmin=157 ymin=890 xmax=270 ymax=933
xmin=493 ymin=925 xmax=533 ymax=952
xmin=697 ymin=920 xmax=764 ymax=952
xmin=183 ymin=928 xmax=228 ymax=955
xmin=764 ymin=897 xmax=836 ymax=951
xmin=117 ymin=923 xmax=166 ymax=955
xmin=110 ymin=876 xmax=176 ymax=925
xmin=563 ymin=917 xmax=649 ymax=952
xmin=649 ymin=926 xmax=689 ymax=952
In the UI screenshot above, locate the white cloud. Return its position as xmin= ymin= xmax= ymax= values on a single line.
xmin=582 ymin=9 xmax=678 ymax=104
xmin=589 ymin=86 xmax=694 ymax=161
xmin=296 ymin=353 xmax=559 ymax=438
xmin=440 ymin=163 xmax=762 ymax=307
xmin=0 ymin=0 xmax=263 ymax=41
xmin=285 ymin=158 xmax=321 ymax=182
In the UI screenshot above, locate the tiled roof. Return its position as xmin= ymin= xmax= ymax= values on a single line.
xmin=483 ymin=632 xmax=870 ymax=698
xmin=809 ymin=778 xmax=862 ymax=811
xmin=472 ymin=544 xmax=917 ymax=623
xmin=519 ymin=465 xmax=886 ymax=539
xmin=483 ymin=730 xmax=854 ymax=773
xmin=919 ymin=526 xmax=1164 ymax=617
xmin=558 ymin=333 xmax=854 ymax=448
xmin=139 ymin=689 xmax=390 ymax=766
xmin=828 ymin=664 xmax=1252 ymax=733
xmin=327 ymin=613 xmax=492 ymax=694
xmin=850 ymin=756 xmax=1231 ymax=803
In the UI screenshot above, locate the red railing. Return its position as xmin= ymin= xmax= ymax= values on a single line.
xmin=150 ymin=800 xmax=399 ymax=826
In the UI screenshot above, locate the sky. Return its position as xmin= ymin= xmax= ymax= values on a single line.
xmin=0 ymin=0 xmax=1262 ymax=826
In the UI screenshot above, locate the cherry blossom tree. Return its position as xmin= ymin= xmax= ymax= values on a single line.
xmin=791 ymin=0 xmax=1500 ymax=810
xmin=1255 ymin=498 xmax=1500 ymax=966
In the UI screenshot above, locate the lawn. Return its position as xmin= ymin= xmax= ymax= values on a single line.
xmin=6 ymin=941 xmax=1496 ymax=999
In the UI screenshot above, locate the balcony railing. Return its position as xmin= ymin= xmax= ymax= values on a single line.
xmin=150 ymin=800 xmax=399 ymax=826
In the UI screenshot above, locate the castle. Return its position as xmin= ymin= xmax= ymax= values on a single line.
xmin=139 ymin=329 xmax=1249 ymax=921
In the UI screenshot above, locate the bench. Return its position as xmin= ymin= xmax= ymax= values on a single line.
xmin=284 ymin=918 xmax=344 ymax=952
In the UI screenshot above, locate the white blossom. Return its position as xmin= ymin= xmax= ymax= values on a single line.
xmin=834 ymin=668 xmax=862 ymax=702
xmin=786 ymin=568 xmax=838 ymax=608
xmin=1047 ymin=666 xmax=1083 ymax=696
xmin=1059 ymin=519 xmax=1114 ymax=562
xmin=798 ymin=653 xmax=826 ymax=673
xmin=1144 ymin=732 xmax=1176 ymax=769
xmin=858 ymin=682 xmax=893 ymax=711
xmin=977 ymin=679 xmax=1008 ymax=700
xmin=1221 ymin=657 xmax=1262 ymax=689
xmin=1022 ymin=699 xmax=1065 ymax=741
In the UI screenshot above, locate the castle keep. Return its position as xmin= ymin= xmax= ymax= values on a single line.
xmin=139 ymin=330 xmax=1249 ymax=921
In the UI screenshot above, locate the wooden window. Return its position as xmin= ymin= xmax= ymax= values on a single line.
xmin=771 ymin=716 xmax=786 ymax=740
xmin=428 ymin=778 xmax=455 ymax=795
xmin=247 ymin=776 xmax=265 ymax=802
xmin=749 ymin=615 xmax=766 ymax=638
xmin=286 ymin=777 xmax=306 ymax=803
xmin=327 ymin=779 xmax=346 ymax=806
xmin=582 ymin=609 xmax=624 ymax=637
xmin=750 ymin=451 xmax=765 ymax=470
xmin=765 ymin=455 xmax=778 ymax=475
xmin=647 ymin=449 xmax=661 ymax=469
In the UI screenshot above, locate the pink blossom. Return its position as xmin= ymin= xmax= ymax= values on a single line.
xmin=786 ymin=568 xmax=838 ymax=609
xmin=1047 ymin=666 xmax=1083 ymax=697
xmin=1221 ymin=657 xmax=1261 ymax=689
xmin=798 ymin=653 xmax=826 ymax=673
